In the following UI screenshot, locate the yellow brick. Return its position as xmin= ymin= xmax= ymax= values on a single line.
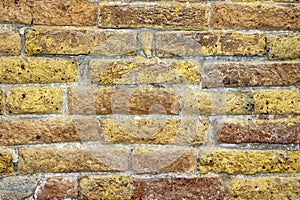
xmin=98 ymin=2 xmax=208 ymax=30
xmin=267 ymin=33 xmax=300 ymax=60
xmin=156 ymin=31 xmax=265 ymax=57
xmin=0 ymin=91 xmax=2 ymax=115
xmin=0 ymin=57 xmax=77 ymax=84
xmin=18 ymin=144 xmax=129 ymax=174
xmin=6 ymin=86 xmax=62 ymax=114
xmin=254 ymin=90 xmax=300 ymax=114
xmin=100 ymin=117 xmax=208 ymax=145
xmin=0 ymin=149 xmax=13 ymax=175
xmin=25 ymin=26 xmax=136 ymax=56
xmin=183 ymin=89 xmax=253 ymax=115
xmin=138 ymin=32 xmax=153 ymax=58
xmin=89 ymin=57 xmax=200 ymax=84
xmin=199 ymin=149 xmax=300 ymax=174
xmin=80 ymin=175 xmax=132 ymax=200
xmin=0 ymin=27 xmax=21 ymax=55
xmin=0 ymin=1 xmax=32 ymax=24
xmin=225 ymin=177 xmax=300 ymax=200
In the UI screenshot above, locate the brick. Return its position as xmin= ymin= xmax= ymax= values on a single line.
xmin=232 ymin=0 xmax=299 ymax=2
xmin=214 ymin=117 xmax=299 ymax=144
xmin=25 ymin=26 xmax=136 ymax=56
xmin=18 ymin=144 xmax=129 ymax=174
xmin=183 ymin=89 xmax=253 ymax=115
xmin=254 ymin=90 xmax=300 ymax=114
xmin=211 ymin=3 xmax=300 ymax=30
xmin=68 ymin=86 xmax=179 ymax=115
xmin=98 ymin=2 xmax=208 ymax=30
xmin=89 ymin=57 xmax=200 ymax=84
xmin=36 ymin=177 xmax=78 ymax=200
xmin=0 ymin=117 xmax=100 ymax=146
xmin=138 ymin=32 xmax=153 ymax=58
xmin=0 ymin=91 xmax=3 ymax=115
xmin=156 ymin=31 xmax=265 ymax=57
xmin=225 ymin=177 xmax=300 ymax=200
xmin=132 ymin=146 xmax=196 ymax=174
xmin=133 ymin=177 xmax=223 ymax=200
xmin=199 ymin=149 xmax=300 ymax=174
xmin=0 ymin=27 xmax=21 ymax=55
xmin=0 ymin=57 xmax=77 ymax=84
xmin=0 ymin=176 xmax=37 ymax=199
xmin=0 ymin=149 xmax=13 ymax=175
xmin=267 ymin=33 xmax=300 ymax=60
xmin=31 ymin=0 xmax=96 ymax=26
xmin=202 ymin=61 xmax=300 ymax=88
xmin=80 ymin=175 xmax=131 ymax=200
xmin=6 ymin=86 xmax=62 ymax=114
xmin=100 ymin=117 xmax=208 ymax=145
xmin=0 ymin=1 xmax=32 ymax=24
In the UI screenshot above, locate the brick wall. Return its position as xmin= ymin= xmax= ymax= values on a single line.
xmin=0 ymin=0 xmax=299 ymax=199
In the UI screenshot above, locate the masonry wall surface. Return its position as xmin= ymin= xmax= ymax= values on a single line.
xmin=0 ymin=0 xmax=299 ymax=199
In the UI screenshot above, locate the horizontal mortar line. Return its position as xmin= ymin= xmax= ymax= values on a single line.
xmin=0 ymin=54 xmax=79 ymax=59
xmin=217 ymin=143 xmax=299 ymax=150
xmin=0 ymin=141 xmax=203 ymax=149
xmin=0 ymin=83 xmax=78 ymax=87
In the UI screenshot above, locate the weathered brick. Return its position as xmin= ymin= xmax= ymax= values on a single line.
xmin=214 ymin=117 xmax=299 ymax=144
xmin=18 ymin=144 xmax=129 ymax=174
xmin=267 ymin=33 xmax=300 ymax=60
xmin=133 ymin=177 xmax=223 ymax=200
xmin=0 ymin=57 xmax=77 ymax=84
xmin=132 ymin=146 xmax=196 ymax=174
xmin=6 ymin=86 xmax=62 ymax=114
xmin=80 ymin=175 xmax=131 ymax=200
xmin=0 ymin=27 xmax=21 ymax=55
xmin=0 ymin=176 xmax=78 ymax=200
xmin=225 ymin=177 xmax=300 ymax=200
xmin=0 ymin=176 xmax=37 ymax=199
xmin=36 ymin=176 xmax=78 ymax=200
xmin=68 ymin=86 xmax=179 ymax=115
xmin=0 ymin=149 xmax=13 ymax=175
xmin=232 ymin=0 xmax=299 ymax=2
xmin=138 ymin=32 xmax=153 ymax=58
xmin=156 ymin=31 xmax=265 ymax=57
xmin=0 ymin=117 xmax=99 ymax=146
xmin=199 ymin=149 xmax=300 ymax=174
xmin=211 ymin=3 xmax=300 ymax=30
xmin=0 ymin=1 xmax=32 ymax=24
xmin=98 ymin=2 xmax=208 ymax=30
xmin=202 ymin=61 xmax=300 ymax=88
xmin=0 ymin=91 xmax=3 ymax=115
xmin=100 ymin=117 xmax=209 ymax=145
xmin=254 ymin=90 xmax=300 ymax=114
xmin=25 ymin=26 xmax=136 ymax=56
xmin=89 ymin=57 xmax=200 ymax=84
xmin=183 ymin=89 xmax=253 ymax=115
xmin=31 ymin=0 xmax=96 ymax=26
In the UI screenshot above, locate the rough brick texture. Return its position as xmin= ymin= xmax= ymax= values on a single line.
xmin=0 ymin=117 xmax=99 ymax=146
xmin=0 ymin=57 xmax=77 ymax=84
xmin=80 ymin=175 xmax=132 ymax=200
xmin=156 ymin=31 xmax=265 ymax=57
xmin=6 ymin=86 xmax=62 ymax=114
xmin=19 ymin=144 xmax=130 ymax=174
xmin=89 ymin=57 xmax=200 ymax=84
xmin=98 ymin=2 xmax=208 ymax=30
xmin=214 ymin=117 xmax=300 ymax=144
xmin=1 ymin=0 xmax=300 ymax=199
xmin=211 ymin=3 xmax=300 ymax=30
xmin=202 ymin=61 xmax=300 ymax=88
xmin=0 ymin=27 xmax=21 ymax=55
xmin=68 ymin=86 xmax=179 ymax=115
xmin=133 ymin=177 xmax=223 ymax=200
xmin=199 ymin=149 xmax=300 ymax=174
xmin=25 ymin=26 xmax=137 ymax=56
xmin=225 ymin=177 xmax=300 ymax=200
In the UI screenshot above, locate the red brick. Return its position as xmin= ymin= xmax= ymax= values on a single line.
xmin=214 ymin=117 xmax=299 ymax=144
xmin=134 ymin=177 xmax=223 ymax=200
